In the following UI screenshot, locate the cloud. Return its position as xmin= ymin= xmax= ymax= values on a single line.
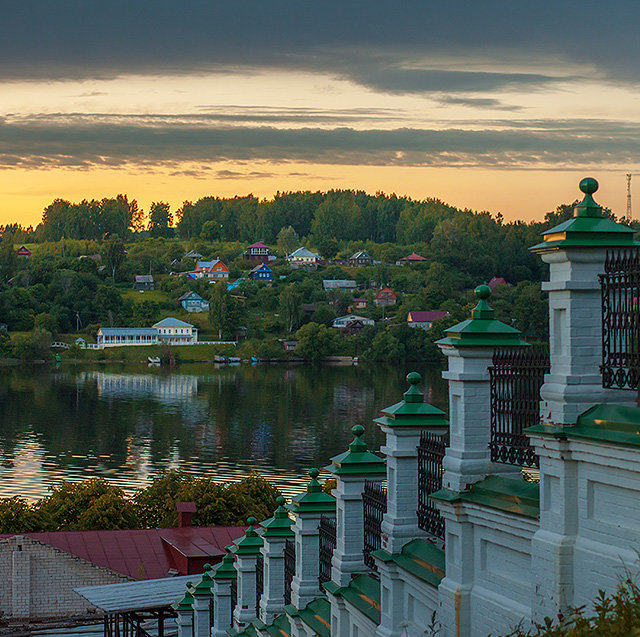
xmin=1 ymin=1 xmax=639 ymax=94
xmin=1 ymin=113 xmax=639 ymax=171
xmin=434 ymin=96 xmax=524 ymax=111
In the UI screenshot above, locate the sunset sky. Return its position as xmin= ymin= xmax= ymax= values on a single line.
xmin=1 ymin=1 xmax=640 ymax=227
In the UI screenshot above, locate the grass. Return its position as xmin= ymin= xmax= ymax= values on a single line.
xmin=121 ymin=288 xmax=172 ymax=305
xmin=65 ymin=343 xmax=235 ymax=362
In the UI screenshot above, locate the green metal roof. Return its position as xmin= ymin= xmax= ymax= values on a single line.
xmin=325 ymin=425 xmax=386 ymax=477
xmin=285 ymin=597 xmax=332 ymax=637
xmin=437 ymin=285 xmax=527 ymax=348
xmin=173 ymin=582 xmax=195 ymax=612
xmin=262 ymin=496 xmax=295 ymax=538
xmin=431 ymin=475 xmax=540 ymax=519
xmin=212 ymin=546 xmax=237 ymax=580
xmin=526 ymin=403 xmax=640 ymax=448
xmin=234 ymin=517 xmax=264 ymax=555
xmin=372 ymin=538 xmax=445 ymax=588
xmin=288 ymin=468 xmax=336 ymax=515
xmin=531 ymin=178 xmax=636 ymax=252
xmin=324 ymin=574 xmax=381 ymax=625
xmin=192 ymin=563 xmax=214 ymax=597
xmin=374 ymin=372 xmax=449 ymax=431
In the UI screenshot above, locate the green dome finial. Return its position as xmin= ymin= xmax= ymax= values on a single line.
xmin=352 ymin=424 xmax=364 ymax=437
xmin=348 ymin=424 xmax=367 ymax=453
xmin=247 ymin=516 xmax=257 ymax=526
xmin=580 ymin=177 xmax=598 ymax=195
xmin=204 ymin=563 xmax=211 ymax=571
xmin=475 ymin=284 xmax=491 ymax=300
xmin=276 ymin=495 xmax=285 ymax=506
xmin=406 ymin=371 xmax=421 ymax=385
xmin=309 ymin=467 xmax=320 ymax=479
xmin=404 ymin=371 xmax=424 ymax=403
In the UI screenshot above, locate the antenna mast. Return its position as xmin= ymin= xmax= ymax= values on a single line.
xmin=626 ymin=173 xmax=632 ymax=217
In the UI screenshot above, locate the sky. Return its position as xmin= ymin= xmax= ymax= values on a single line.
xmin=1 ymin=1 xmax=640 ymax=227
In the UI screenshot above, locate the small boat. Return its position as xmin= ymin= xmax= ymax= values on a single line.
xmin=353 ymin=357 xmax=359 ymax=365
xmin=214 ymin=355 xmax=226 ymax=363
xmin=148 ymin=356 xmax=161 ymax=364
xmin=227 ymin=356 xmax=241 ymax=363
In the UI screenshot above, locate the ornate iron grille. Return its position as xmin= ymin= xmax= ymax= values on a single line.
xmin=318 ymin=515 xmax=336 ymax=586
xmin=600 ymin=248 xmax=640 ymax=389
xmin=230 ymin=578 xmax=237 ymax=613
xmin=489 ymin=346 xmax=549 ymax=468
xmin=255 ymin=552 xmax=264 ymax=616
xmin=284 ymin=538 xmax=296 ymax=605
xmin=209 ymin=596 xmax=215 ymax=631
xmin=417 ymin=430 xmax=448 ymax=539
xmin=362 ymin=480 xmax=387 ymax=571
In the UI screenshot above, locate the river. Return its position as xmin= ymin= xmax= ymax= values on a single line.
xmin=0 ymin=362 xmax=447 ymax=500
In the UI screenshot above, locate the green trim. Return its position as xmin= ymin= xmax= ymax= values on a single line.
xmin=431 ymin=476 xmax=540 ymax=519
xmin=264 ymin=613 xmax=292 ymax=636
xmin=323 ymin=574 xmax=381 ymax=625
xmin=212 ymin=546 xmax=237 ymax=580
xmin=372 ymin=538 xmax=445 ymax=588
xmin=526 ymin=404 xmax=640 ymax=448
xmin=234 ymin=517 xmax=264 ymax=555
xmin=286 ymin=597 xmax=332 ymax=637
xmin=374 ymin=372 xmax=449 ymax=431
xmin=173 ymin=582 xmax=195 ymax=612
xmin=262 ymin=496 xmax=295 ymax=538
xmin=326 ymin=425 xmax=386 ymax=477
xmin=288 ymin=468 xmax=336 ymax=515
xmin=192 ymin=564 xmax=214 ymax=597
xmin=234 ymin=625 xmax=259 ymax=637
xmin=437 ymin=285 xmax=526 ymax=349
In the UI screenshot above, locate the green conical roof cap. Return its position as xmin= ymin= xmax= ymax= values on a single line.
xmin=437 ymin=286 xmax=527 ymax=348
xmin=234 ymin=517 xmax=264 ymax=555
xmin=262 ymin=496 xmax=295 ymax=537
xmin=212 ymin=545 xmax=237 ymax=580
xmin=325 ymin=425 xmax=386 ymax=476
xmin=192 ymin=563 xmax=214 ymax=597
xmin=288 ymin=468 xmax=336 ymax=514
xmin=531 ymin=178 xmax=637 ymax=252
xmin=174 ymin=582 xmax=195 ymax=611
xmin=374 ymin=372 xmax=448 ymax=430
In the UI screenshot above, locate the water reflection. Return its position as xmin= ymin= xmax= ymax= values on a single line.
xmin=0 ymin=362 xmax=447 ymax=500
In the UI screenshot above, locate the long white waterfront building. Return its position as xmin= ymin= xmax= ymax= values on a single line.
xmin=96 ymin=317 xmax=198 ymax=348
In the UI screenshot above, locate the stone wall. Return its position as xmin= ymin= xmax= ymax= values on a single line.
xmin=0 ymin=535 xmax=130 ymax=620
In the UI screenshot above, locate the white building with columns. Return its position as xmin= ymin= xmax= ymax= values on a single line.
xmin=174 ymin=178 xmax=640 ymax=637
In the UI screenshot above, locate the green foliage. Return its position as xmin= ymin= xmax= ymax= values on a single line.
xmin=0 ymin=497 xmax=43 ymax=533
xmin=209 ymin=283 xmax=241 ymax=339
xmin=362 ymin=330 xmax=405 ymax=362
xmin=103 ymin=234 xmax=126 ymax=281
xmin=277 ymin=225 xmax=299 ymax=255
xmin=295 ymin=322 xmax=340 ymax=361
xmin=0 ymin=232 xmax=18 ymax=281
xmin=148 ymin=201 xmax=173 ymax=237
xmin=279 ymin=284 xmax=302 ymax=333
xmin=10 ymin=328 xmax=52 ymax=360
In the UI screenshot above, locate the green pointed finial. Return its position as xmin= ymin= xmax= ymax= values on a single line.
xmin=288 ymin=467 xmax=336 ymax=513
xmin=471 ymin=285 xmax=494 ymax=320
xmin=247 ymin=516 xmax=257 ymax=527
xmin=204 ymin=563 xmax=211 ymax=571
xmin=403 ymin=372 xmax=424 ymax=403
xmin=349 ymin=425 xmax=367 ymax=453
xmin=234 ymin=516 xmax=264 ymax=553
xmin=212 ymin=545 xmax=237 ymax=580
xmin=574 ymin=177 xmax=602 ymax=218
xmin=325 ymin=424 xmax=386 ymax=476
xmin=262 ymin=494 xmax=295 ymax=537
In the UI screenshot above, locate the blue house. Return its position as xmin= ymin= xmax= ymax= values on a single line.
xmin=249 ymin=263 xmax=273 ymax=281
xmin=178 ymin=291 xmax=210 ymax=313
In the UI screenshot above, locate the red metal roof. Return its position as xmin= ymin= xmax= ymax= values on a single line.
xmin=401 ymin=252 xmax=426 ymax=261
xmin=407 ymin=310 xmax=449 ymax=323
xmin=0 ymin=525 xmax=245 ymax=580
xmin=375 ymin=288 xmax=396 ymax=298
xmin=247 ymin=241 xmax=269 ymax=249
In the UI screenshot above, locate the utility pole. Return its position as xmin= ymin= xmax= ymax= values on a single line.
xmin=626 ymin=173 xmax=632 ymax=217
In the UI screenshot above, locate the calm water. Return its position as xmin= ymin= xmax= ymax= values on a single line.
xmin=0 ymin=362 xmax=447 ymax=500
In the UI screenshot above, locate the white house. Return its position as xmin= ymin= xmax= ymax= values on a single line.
xmin=288 ymin=247 xmax=321 ymax=268
xmin=332 ymin=314 xmax=375 ymax=328
xmin=96 ymin=317 xmax=198 ymax=348
xmin=153 ymin=318 xmax=198 ymax=344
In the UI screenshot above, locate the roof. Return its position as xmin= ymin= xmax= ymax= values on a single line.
xmin=248 ymin=241 xmax=269 ymax=249
xmin=373 ymin=538 xmax=445 ymax=588
xmin=250 ymin=263 xmax=272 ymax=273
xmin=407 ymin=310 xmax=449 ymax=323
xmin=196 ymin=260 xmax=227 ymax=270
xmin=135 ymin=275 xmax=154 ymax=283
xmin=75 ymin=574 xmax=193 ymax=614
xmin=98 ymin=327 xmax=158 ymax=336
xmin=349 ymin=250 xmax=371 ymax=260
xmin=153 ymin=317 xmax=193 ymax=328
xmin=178 ymin=291 xmax=205 ymax=301
xmin=323 ymin=279 xmax=356 ymax=289
xmin=324 ymin=574 xmax=381 ymax=624
xmin=0 ymin=526 xmax=245 ymax=580
xmin=375 ymin=288 xmax=396 ymax=298
xmin=289 ymin=247 xmax=320 ymax=259
xmin=186 ymin=249 xmax=202 ymax=258
xmin=352 ymin=297 xmax=367 ymax=303
xmin=400 ymin=252 xmax=426 ymax=261
xmin=489 ymin=277 xmax=508 ymax=288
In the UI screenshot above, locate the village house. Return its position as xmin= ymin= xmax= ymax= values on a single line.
xmin=348 ymin=297 xmax=368 ymax=312
xmin=133 ymin=274 xmax=154 ymax=291
xmin=16 ymin=245 xmax=31 ymax=258
xmin=249 ymin=263 xmax=273 ymax=281
xmin=96 ymin=317 xmax=198 ymax=347
xmin=288 ymin=247 xmax=321 ymax=269
xmin=374 ymin=287 xmax=397 ymax=307
xmin=279 ymin=339 xmax=299 ymax=352
xmin=188 ymin=260 xmax=229 ymax=281
xmin=348 ymin=249 xmax=373 ymax=266
xmin=153 ymin=317 xmax=198 ymax=344
xmin=489 ymin=276 xmax=509 ymax=289
xmin=178 ymin=291 xmax=210 ymax=313
xmin=407 ymin=309 xmax=450 ymax=329
xmin=243 ymin=241 xmax=273 ymax=264
xmin=332 ymin=314 xmax=375 ymax=329
xmin=185 ymin=249 xmax=203 ymax=259
xmin=322 ymin=279 xmax=357 ymax=292
xmin=396 ymin=252 xmax=427 ymax=265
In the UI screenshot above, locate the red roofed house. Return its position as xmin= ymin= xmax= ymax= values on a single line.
xmin=244 ymin=241 xmax=273 ymax=264
xmin=0 ymin=523 xmax=244 ymax=621
xmin=16 ymin=245 xmax=31 ymax=258
xmin=489 ymin=277 xmax=509 ymax=289
xmin=189 ymin=259 xmax=230 ymax=281
xmin=407 ymin=310 xmax=450 ymax=330
xmin=396 ymin=252 xmax=426 ymax=265
xmin=374 ymin=288 xmax=397 ymax=307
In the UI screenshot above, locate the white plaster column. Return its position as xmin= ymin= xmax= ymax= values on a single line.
xmin=191 ymin=565 xmax=213 ymax=637
xmin=288 ymin=468 xmax=336 ymax=610
xmin=211 ymin=579 xmax=233 ymax=637
xmin=376 ymin=561 xmax=405 ymax=637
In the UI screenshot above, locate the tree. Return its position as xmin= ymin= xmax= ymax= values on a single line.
xmin=362 ymin=330 xmax=405 ymax=362
xmin=0 ymin=232 xmax=17 ymax=281
xmin=103 ymin=234 xmax=126 ymax=281
xmin=279 ymin=285 xmax=302 ymax=333
xmin=295 ymin=322 xmax=340 ymax=361
xmin=0 ymin=496 xmax=43 ymax=533
xmin=277 ymin=225 xmax=299 ymax=256
xmin=148 ymin=201 xmax=173 ymax=237
xmin=209 ymin=283 xmax=240 ymax=339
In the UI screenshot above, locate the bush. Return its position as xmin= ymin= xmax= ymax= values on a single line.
xmin=0 ymin=497 xmax=43 ymax=533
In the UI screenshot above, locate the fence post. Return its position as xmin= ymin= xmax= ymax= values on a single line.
xmin=232 ymin=517 xmax=263 ymax=632
xmin=287 ymin=468 xmax=336 ymax=611
xmin=174 ymin=583 xmax=194 ymax=637
xmin=191 ymin=564 xmax=214 ymax=637
xmin=211 ymin=547 xmax=236 ymax=637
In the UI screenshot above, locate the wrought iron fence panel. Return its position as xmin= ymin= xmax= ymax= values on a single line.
xmin=230 ymin=578 xmax=237 ymax=613
xmin=209 ymin=596 xmax=215 ymax=631
xmin=284 ymin=538 xmax=296 ymax=605
xmin=600 ymin=248 xmax=640 ymax=389
xmin=417 ymin=430 xmax=449 ymax=539
xmin=255 ymin=552 xmax=264 ymax=615
xmin=318 ymin=515 xmax=336 ymax=586
xmin=362 ymin=480 xmax=387 ymax=571
xmin=489 ymin=346 xmax=549 ymax=468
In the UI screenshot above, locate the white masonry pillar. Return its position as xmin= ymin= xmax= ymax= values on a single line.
xmin=232 ymin=517 xmax=262 ymax=632
xmin=174 ymin=583 xmax=194 ymax=637
xmin=211 ymin=547 xmax=236 ymax=637
xmin=191 ymin=564 xmax=213 ymax=637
